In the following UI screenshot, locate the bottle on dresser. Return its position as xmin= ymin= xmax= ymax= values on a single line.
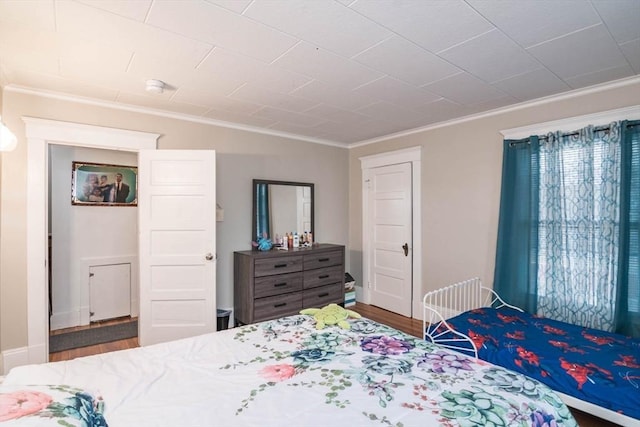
xmin=293 ymin=232 xmax=300 ymax=248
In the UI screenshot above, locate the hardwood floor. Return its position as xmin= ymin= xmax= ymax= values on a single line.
xmin=49 ymin=316 xmax=138 ymax=363
xmin=49 ymin=304 xmax=620 ymax=426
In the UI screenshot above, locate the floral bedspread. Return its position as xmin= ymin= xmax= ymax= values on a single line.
xmin=223 ymin=315 xmax=575 ymax=426
xmin=0 ymin=384 xmax=107 ymax=426
xmin=4 ymin=315 xmax=577 ymax=427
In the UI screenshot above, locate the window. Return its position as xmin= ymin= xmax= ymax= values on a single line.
xmin=495 ymin=118 xmax=640 ymax=336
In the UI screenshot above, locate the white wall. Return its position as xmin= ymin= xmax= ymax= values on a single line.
xmin=49 ymin=145 xmax=138 ymax=329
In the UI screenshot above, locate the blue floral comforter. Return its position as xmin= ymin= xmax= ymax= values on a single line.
xmin=4 ymin=315 xmax=577 ymax=427
xmin=444 ymin=307 xmax=640 ymax=420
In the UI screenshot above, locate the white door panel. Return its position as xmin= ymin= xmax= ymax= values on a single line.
xmin=367 ymin=162 xmax=412 ymax=316
xmin=89 ymin=263 xmax=131 ymax=322
xmin=139 ymin=150 xmax=216 ymax=346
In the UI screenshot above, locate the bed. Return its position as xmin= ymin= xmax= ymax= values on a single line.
xmin=2 ymin=312 xmax=577 ymax=426
xmin=423 ymin=277 xmax=640 ymax=427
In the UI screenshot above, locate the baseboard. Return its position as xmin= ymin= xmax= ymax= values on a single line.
xmin=50 ymin=309 xmax=81 ymax=331
xmin=424 ymin=304 xmax=463 ymax=321
xmin=412 ymin=299 xmax=424 ymax=321
xmin=2 ymin=347 xmax=30 ymax=375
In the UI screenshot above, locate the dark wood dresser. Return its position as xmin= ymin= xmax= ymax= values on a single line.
xmin=234 ymin=243 xmax=345 ymax=325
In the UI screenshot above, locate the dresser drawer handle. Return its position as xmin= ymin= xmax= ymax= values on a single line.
xmin=317 ymin=292 xmax=329 ymax=298
xmin=318 ymin=274 xmax=329 ymax=279
xmin=274 ymin=263 xmax=288 ymax=268
xmin=274 ymin=303 xmax=287 ymax=308
xmin=318 ymin=258 xmax=330 ymax=262
xmin=273 ymin=282 xmax=287 ymax=287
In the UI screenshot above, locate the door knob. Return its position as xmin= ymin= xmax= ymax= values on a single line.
xmin=205 ymin=253 xmax=214 ymax=261
xmin=402 ymin=243 xmax=408 ymax=256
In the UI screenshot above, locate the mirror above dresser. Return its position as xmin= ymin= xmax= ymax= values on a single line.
xmin=252 ymin=179 xmax=314 ymax=241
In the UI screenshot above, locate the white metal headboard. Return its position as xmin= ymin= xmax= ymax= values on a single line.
xmin=422 ymin=277 xmax=522 ymax=358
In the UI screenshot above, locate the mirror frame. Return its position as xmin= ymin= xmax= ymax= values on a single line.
xmin=252 ymin=179 xmax=314 ymax=242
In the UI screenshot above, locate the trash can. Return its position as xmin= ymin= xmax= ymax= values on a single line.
xmin=217 ymin=309 xmax=231 ymax=331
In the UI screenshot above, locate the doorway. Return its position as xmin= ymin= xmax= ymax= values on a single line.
xmin=360 ymin=147 xmax=422 ymax=319
xmin=48 ymin=144 xmax=139 ymax=354
xmin=22 ymin=117 xmax=158 ymax=368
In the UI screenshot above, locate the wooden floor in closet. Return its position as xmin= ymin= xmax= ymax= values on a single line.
xmin=49 ymin=316 xmax=138 ymax=363
xmin=49 ymin=302 xmax=618 ymax=426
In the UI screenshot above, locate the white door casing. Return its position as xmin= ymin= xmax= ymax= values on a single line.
xmin=366 ymin=163 xmax=413 ymax=316
xmin=138 ymin=150 xmax=216 ymax=346
xmin=17 ymin=117 xmax=158 ymax=373
xmin=360 ymin=147 xmax=422 ymax=319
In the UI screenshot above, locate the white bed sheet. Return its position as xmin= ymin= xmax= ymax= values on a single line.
xmin=4 ymin=315 xmax=577 ymax=427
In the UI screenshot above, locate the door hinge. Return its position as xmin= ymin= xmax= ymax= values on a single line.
xmin=368 ymin=281 xmax=371 ymax=289
xmin=89 ymin=311 xmax=95 ymax=317
xmin=89 ymin=272 xmax=94 ymax=277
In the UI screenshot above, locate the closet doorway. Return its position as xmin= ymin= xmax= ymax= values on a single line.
xmin=20 ymin=117 xmax=159 ymax=368
xmin=48 ymin=144 xmax=139 ymax=355
xmin=22 ymin=118 xmax=216 ymax=370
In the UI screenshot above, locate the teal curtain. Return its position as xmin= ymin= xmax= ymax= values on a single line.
xmin=616 ymin=120 xmax=640 ymax=336
xmin=255 ymin=183 xmax=270 ymax=239
xmin=494 ymin=121 xmax=640 ymax=337
xmin=493 ymin=136 xmax=539 ymax=313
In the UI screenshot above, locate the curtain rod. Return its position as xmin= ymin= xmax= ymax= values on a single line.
xmin=508 ymin=121 xmax=639 ymax=147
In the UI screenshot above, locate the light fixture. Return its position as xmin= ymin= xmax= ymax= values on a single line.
xmin=145 ymin=79 xmax=165 ymax=94
xmin=0 ymin=121 xmax=17 ymax=152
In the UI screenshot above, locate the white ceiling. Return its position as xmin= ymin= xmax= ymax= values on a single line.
xmin=0 ymin=0 xmax=638 ymax=146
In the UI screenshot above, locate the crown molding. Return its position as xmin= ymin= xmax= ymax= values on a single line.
xmin=4 ymin=84 xmax=348 ymax=149
xmin=349 ymin=75 xmax=640 ymax=149
xmin=5 ymin=74 xmax=639 ymax=150
xmin=501 ymin=105 xmax=640 ymax=140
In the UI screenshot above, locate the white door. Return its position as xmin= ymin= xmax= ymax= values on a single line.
xmin=89 ymin=263 xmax=131 ymax=322
xmin=138 ymin=150 xmax=216 ymax=346
xmin=366 ymin=162 xmax=412 ymax=316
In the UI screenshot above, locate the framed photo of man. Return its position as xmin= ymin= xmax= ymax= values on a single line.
xmin=71 ymin=161 xmax=138 ymax=206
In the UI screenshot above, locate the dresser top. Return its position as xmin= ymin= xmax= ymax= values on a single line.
xmin=235 ymin=243 xmax=344 ymax=258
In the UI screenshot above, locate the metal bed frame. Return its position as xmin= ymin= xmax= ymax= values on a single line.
xmin=422 ymin=277 xmax=637 ymax=427
xmin=422 ymin=277 xmax=521 ymax=357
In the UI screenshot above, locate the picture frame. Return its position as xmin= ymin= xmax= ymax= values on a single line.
xmin=71 ymin=161 xmax=138 ymax=206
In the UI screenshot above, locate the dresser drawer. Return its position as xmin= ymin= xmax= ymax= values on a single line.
xmin=254 ymin=292 xmax=303 ymax=321
xmin=303 ymin=265 xmax=343 ymax=289
xmin=254 ymin=272 xmax=303 ymax=298
xmin=303 ymin=283 xmax=344 ymax=308
xmin=254 ymin=256 xmax=303 ymax=277
xmin=303 ymin=250 xmax=343 ymax=270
